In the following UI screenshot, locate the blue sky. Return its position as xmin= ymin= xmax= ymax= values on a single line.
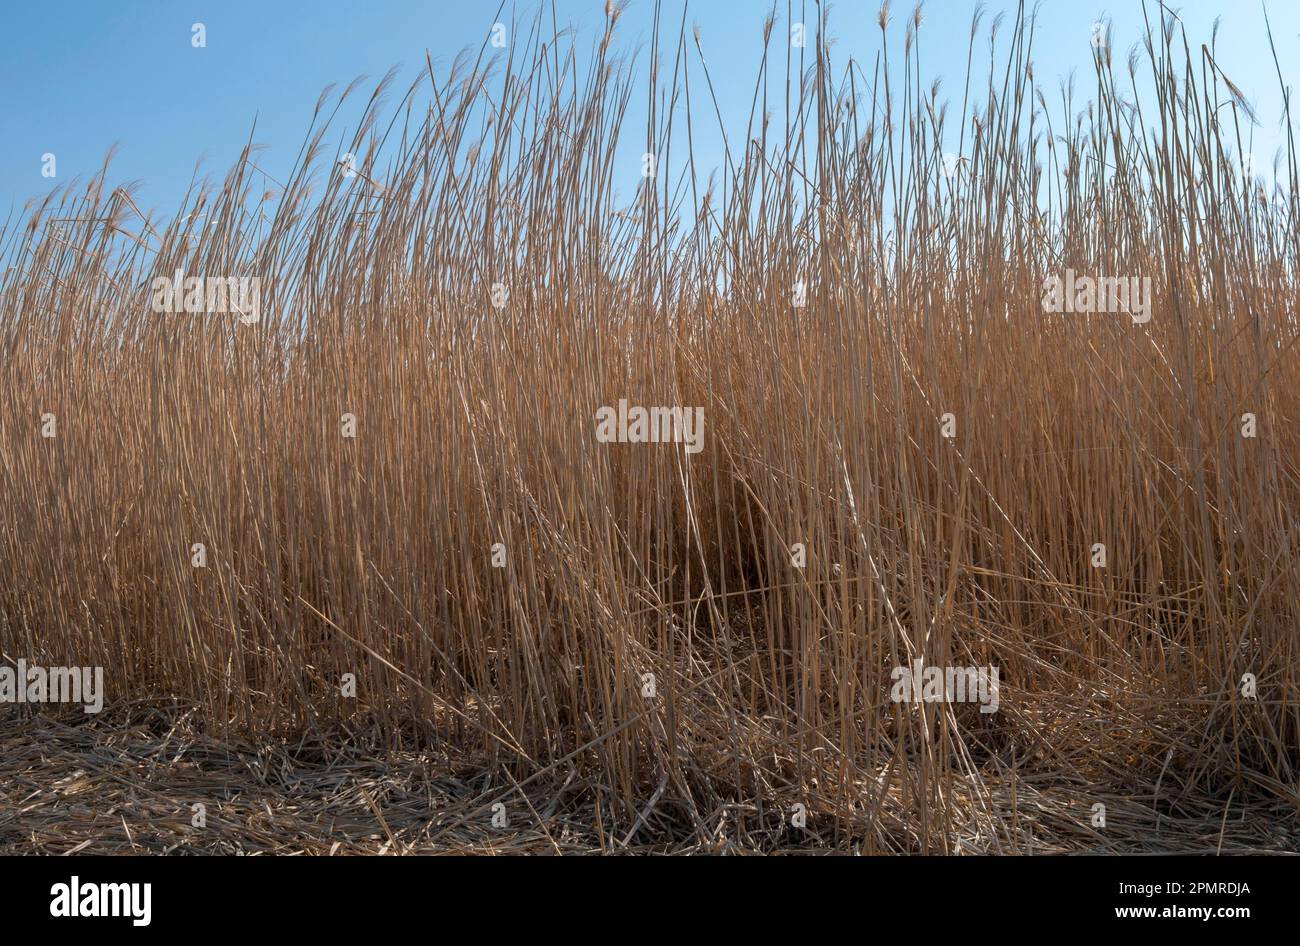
xmin=2 ymin=0 xmax=1297 ymax=222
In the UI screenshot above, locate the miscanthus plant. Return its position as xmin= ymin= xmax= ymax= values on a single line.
xmin=0 ymin=0 xmax=1297 ymax=852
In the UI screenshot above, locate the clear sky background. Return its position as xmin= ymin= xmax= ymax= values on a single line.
xmin=2 ymin=0 xmax=1296 ymax=223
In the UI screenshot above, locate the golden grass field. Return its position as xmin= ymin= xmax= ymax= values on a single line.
xmin=1 ymin=0 xmax=1298 ymax=853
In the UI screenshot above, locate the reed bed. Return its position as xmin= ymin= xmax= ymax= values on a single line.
xmin=1 ymin=0 xmax=1297 ymax=853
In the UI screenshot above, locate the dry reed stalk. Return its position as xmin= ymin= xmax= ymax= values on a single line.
xmin=0 ymin=0 xmax=1297 ymax=853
